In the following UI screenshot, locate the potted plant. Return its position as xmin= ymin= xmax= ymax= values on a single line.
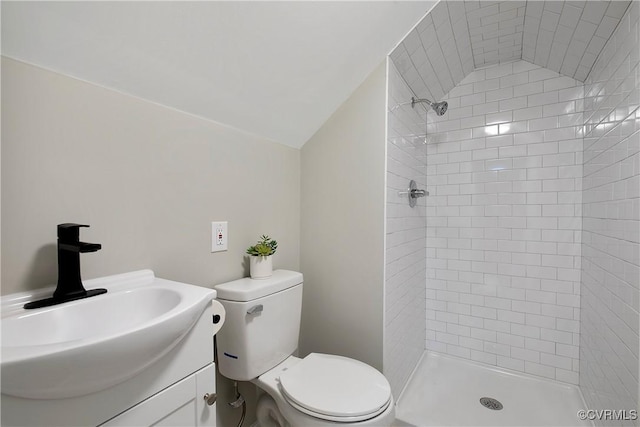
xmin=246 ymin=235 xmax=278 ymax=279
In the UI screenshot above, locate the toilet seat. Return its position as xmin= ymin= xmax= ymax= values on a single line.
xmin=277 ymin=353 xmax=392 ymax=423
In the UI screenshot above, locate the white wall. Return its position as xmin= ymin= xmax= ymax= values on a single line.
xmin=580 ymin=1 xmax=639 ymax=421
xmin=300 ymin=62 xmax=386 ymax=371
xmin=1 ymin=58 xmax=300 ymax=297
xmin=1 ymin=57 xmax=301 ymax=426
xmin=384 ymin=61 xmax=427 ymax=398
xmin=423 ymin=59 xmax=584 ymax=384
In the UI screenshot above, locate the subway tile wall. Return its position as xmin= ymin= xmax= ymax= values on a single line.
xmin=384 ymin=61 xmax=427 ymax=398
xmin=389 ymin=0 xmax=629 ymax=110
xmin=521 ymin=0 xmax=631 ymax=82
xmin=580 ymin=1 xmax=639 ymax=422
xmin=424 ymin=59 xmax=584 ymax=384
xmin=390 ymin=1 xmax=473 ymax=106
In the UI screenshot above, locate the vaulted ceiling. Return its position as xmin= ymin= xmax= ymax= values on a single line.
xmin=1 ymin=1 xmax=434 ymax=149
xmin=4 ymin=1 xmax=631 ymax=149
xmin=390 ymin=0 xmax=631 ymax=102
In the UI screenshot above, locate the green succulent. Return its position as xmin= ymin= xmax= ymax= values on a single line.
xmin=246 ymin=235 xmax=278 ymax=257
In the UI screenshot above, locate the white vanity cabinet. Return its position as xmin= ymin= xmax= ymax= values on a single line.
xmin=1 ymin=284 xmax=226 ymax=427
xmin=102 ymin=363 xmax=217 ymax=427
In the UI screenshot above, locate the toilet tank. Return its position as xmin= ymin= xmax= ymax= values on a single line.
xmin=214 ymin=270 xmax=303 ymax=381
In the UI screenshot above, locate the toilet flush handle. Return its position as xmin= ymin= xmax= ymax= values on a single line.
xmin=247 ymin=304 xmax=263 ymax=315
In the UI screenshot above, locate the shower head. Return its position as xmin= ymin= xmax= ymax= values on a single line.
xmin=411 ymin=97 xmax=448 ymax=116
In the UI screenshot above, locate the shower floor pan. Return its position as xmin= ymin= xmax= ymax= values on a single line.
xmin=395 ymin=352 xmax=591 ymax=427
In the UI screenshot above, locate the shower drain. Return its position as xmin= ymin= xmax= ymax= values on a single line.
xmin=479 ymin=397 xmax=503 ymax=410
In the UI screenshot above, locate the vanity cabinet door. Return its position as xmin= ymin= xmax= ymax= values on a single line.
xmin=195 ymin=363 xmax=217 ymax=426
xmin=101 ymin=363 xmax=216 ymax=427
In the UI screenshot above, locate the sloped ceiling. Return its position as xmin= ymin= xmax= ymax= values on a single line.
xmin=390 ymin=0 xmax=631 ymax=102
xmin=1 ymin=1 xmax=435 ymax=149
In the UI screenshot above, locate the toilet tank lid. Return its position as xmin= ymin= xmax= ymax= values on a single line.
xmin=214 ymin=270 xmax=303 ymax=301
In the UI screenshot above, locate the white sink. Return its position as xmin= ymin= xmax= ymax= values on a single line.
xmin=1 ymin=270 xmax=221 ymax=400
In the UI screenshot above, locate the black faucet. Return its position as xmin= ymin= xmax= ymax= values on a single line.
xmin=24 ymin=224 xmax=107 ymax=309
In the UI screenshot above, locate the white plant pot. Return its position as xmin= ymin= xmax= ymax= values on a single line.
xmin=249 ymin=255 xmax=273 ymax=279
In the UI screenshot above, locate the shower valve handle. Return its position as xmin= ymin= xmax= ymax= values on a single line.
xmin=398 ymin=179 xmax=428 ymax=208
xmin=398 ymin=188 xmax=429 ymax=198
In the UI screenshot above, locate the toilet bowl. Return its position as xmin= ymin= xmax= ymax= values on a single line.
xmin=214 ymin=270 xmax=395 ymax=427
xmin=253 ymin=355 xmax=395 ymax=427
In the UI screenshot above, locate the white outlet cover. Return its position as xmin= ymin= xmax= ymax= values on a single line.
xmin=211 ymin=221 xmax=228 ymax=252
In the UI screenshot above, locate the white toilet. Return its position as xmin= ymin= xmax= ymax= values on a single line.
xmin=214 ymin=270 xmax=395 ymax=427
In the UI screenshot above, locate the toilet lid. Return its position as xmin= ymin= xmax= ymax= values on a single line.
xmin=278 ymin=353 xmax=391 ymax=422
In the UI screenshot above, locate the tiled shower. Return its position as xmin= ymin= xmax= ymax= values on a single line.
xmin=423 ymin=59 xmax=584 ymax=384
xmin=385 ymin=0 xmax=639 ymax=422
